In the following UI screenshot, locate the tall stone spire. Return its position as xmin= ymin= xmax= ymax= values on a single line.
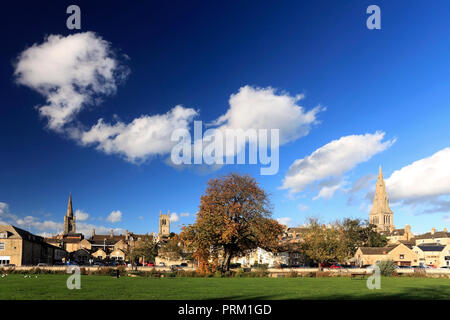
xmin=67 ymin=193 xmax=73 ymax=217
xmin=370 ymin=166 xmax=394 ymax=232
xmin=63 ymin=193 xmax=76 ymax=235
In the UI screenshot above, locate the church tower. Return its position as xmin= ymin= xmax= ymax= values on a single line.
xmin=369 ymin=167 xmax=394 ymax=233
xmin=159 ymin=210 xmax=170 ymax=238
xmin=63 ymin=193 xmax=76 ymax=235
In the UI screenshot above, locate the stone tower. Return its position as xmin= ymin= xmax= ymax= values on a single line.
xmin=369 ymin=167 xmax=394 ymax=232
xmin=63 ymin=193 xmax=76 ymax=235
xmin=159 ymin=210 xmax=170 ymax=237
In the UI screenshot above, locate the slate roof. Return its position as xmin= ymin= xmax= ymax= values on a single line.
xmin=417 ymin=244 xmax=446 ymax=252
xmin=359 ymin=245 xmax=398 ymax=255
xmin=416 ymin=231 xmax=450 ymax=240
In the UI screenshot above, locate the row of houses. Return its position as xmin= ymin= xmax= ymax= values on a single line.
xmin=0 ymin=225 xmax=66 ymax=266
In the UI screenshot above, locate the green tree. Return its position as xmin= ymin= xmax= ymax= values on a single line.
xmin=131 ymin=234 xmax=158 ymax=264
xmin=338 ymin=218 xmax=388 ymax=261
xmin=158 ymin=234 xmax=184 ymax=261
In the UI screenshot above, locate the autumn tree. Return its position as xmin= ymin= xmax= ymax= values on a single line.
xmin=181 ymin=173 xmax=284 ymax=273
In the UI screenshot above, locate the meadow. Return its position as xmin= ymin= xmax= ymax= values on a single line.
xmin=0 ymin=274 xmax=449 ymax=300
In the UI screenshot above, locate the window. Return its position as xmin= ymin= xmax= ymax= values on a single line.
xmin=399 ymin=254 xmax=404 ymax=259
xmin=0 ymin=232 xmax=7 ymax=239
xmin=0 ymin=243 xmax=5 ymax=250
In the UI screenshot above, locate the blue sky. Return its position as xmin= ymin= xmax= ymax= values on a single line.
xmin=1 ymin=1 xmax=449 ymax=237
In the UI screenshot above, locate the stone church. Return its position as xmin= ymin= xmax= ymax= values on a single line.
xmin=369 ymin=167 xmax=414 ymax=243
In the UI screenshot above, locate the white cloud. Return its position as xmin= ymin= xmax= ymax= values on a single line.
xmin=276 ymin=217 xmax=292 ymax=226
xmin=75 ymin=209 xmax=89 ymax=221
xmin=386 ymin=148 xmax=450 ymax=201
xmin=106 ymin=210 xmax=122 ymax=223
xmin=79 ymin=105 xmax=197 ymax=162
xmin=298 ymin=204 xmax=309 ymax=211
xmin=15 ymin=216 xmax=61 ymax=233
xmin=76 ymin=222 xmax=125 ymax=237
xmin=14 ymin=32 xmax=126 ymax=131
xmin=312 ymin=182 xmax=344 ymax=200
xmin=214 ymin=85 xmax=324 ymax=146
xmin=180 ymin=212 xmax=190 ymax=217
xmin=281 ymin=132 xmax=395 ymax=196
xmin=170 ymin=212 xmax=179 ymax=223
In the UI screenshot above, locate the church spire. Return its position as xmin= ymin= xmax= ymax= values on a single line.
xmin=370 ymin=166 xmax=394 ymax=232
xmin=370 ymin=167 xmax=392 ymax=215
xmin=67 ymin=193 xmax=73 ymax=217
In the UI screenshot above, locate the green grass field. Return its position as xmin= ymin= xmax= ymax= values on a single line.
xmin=1 ymin=275 xmax=449 ymax=300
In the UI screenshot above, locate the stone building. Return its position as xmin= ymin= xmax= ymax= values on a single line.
xmin=415 ymin=228 xmax=450 ymax=245
xmin=412 ymin=243 xmax=450 ymax=268
xmin=354 ymin=243 xmax=418 ymax=267
xmin=370 ymin=167 xmax=394 ymax=233
xmin=159 ymin=211 xmax=170 ymax=238
xmin=0 ymin=225 xmax=66 ymax=266
xmin=63 ymin=193 xmax=76 ymax=235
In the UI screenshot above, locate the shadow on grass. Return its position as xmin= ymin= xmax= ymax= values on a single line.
xmin=211 ymin=285 xmax=450 ymax=300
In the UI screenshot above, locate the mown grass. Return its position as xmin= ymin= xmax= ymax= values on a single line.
xmin=0 ymin=274 xmax=449 ymax=300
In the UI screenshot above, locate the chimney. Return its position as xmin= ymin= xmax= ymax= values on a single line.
xmin=110 ymin=229 xmax=114 ymax=238
xmin=431 ymin=228 xmax=436 ymax=235
xmin=92 ymin=228 xmax=95 ymax=238
xmin=125 ymin=230 xmax=129 ymax=241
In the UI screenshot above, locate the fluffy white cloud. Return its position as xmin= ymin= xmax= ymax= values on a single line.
xmin=312 ymin=182 xmax=344 ymax=200
xmin=170 ymin=212 xmax=180 ymax=223
xmin=15 ymin=216 xmax=61 ymax=233
xmin=276 ymin=217 xmax=292 ymax=226
xmin=106 ymin=210 xmax=122 ymax=223
xmin=79 ymin=105 xmax=197 ymax=162
xmin=281 ymin=132 xmax=395 ymax=196
xmin=75 ymin=209 xmax=89 ymax=221
xmin=76 ymin=222 xmax=125 ymax=238
xmin=386 ymin=148 xmax=450 ymax=201
xmin=214 ymin=85 xmax=324 ymax=146
xmin=14 ymin=32 xmax=126 ymax=131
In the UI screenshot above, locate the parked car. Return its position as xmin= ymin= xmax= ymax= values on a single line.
xmin=180 ymin=263 xmax=188 ymax=267
xmin=147 ymin=262 xmax=155 ymax=267
xmin=329 ymin=264 xmax=342 ymax=269
xmin=93 ymin=262 xmax=104 ymax=266
xmin=158 ymin=262 xmax=165 ymax=267
xmin=37 ymin=263 xmax=49 ymax=267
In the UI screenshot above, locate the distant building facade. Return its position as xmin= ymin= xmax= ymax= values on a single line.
xmin=0 ymin=225 xmax=66 ymax=266
xmin=159 ymin=211 xmax=170 ymax=238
